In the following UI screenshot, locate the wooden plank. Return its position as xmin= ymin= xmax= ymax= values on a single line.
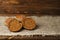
xmin=0 ymin=0 xmax=59 ymax=14
xmin=0 ymin=35 xmax=60 ymax=40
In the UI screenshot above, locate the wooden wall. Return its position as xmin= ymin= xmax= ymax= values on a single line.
xmin=0 ymin=0 xmax=60 ymax=15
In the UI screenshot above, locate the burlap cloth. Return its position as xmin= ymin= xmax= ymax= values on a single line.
xmin=0 ymin=15 xmax=60 ymax=36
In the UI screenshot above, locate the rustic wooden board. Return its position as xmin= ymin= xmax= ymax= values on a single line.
xmin=0 ymin=0 xmax=60 ymax=15
xmin=0 ymin=35 xmax=60 ymax=40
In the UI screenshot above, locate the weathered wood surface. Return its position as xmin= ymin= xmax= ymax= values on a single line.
xmin=0 ymin=35 xmax=60 ymax=40
xmin=0 ymin=0 xmax=60 ymax=15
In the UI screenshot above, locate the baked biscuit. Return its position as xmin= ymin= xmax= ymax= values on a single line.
xmin=16 ymin=14 xmax=26 ymax=21
xmin=5 ymin=18 xmax=13 ymax=27
xmin=9 ymin=19 xmax=22 ymax=32
xmin=23 ymin=18 xmax=36 ymax=30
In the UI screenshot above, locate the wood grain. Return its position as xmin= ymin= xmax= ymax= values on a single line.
xmin=0 ymin=0 xmax=59 ymax=15
xmin=0 ymin=35 xmax=60 ymax=40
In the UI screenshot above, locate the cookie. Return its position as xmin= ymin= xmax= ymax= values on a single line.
xmin=16 ymin=14 xmax=26 ymax=21
xmin=23 ymin=18 xmax=36 ymax=30
xmin=5 ymin=18 xmax=13 ymax=27
xmin=9 ymin=19 xmax=22 ymax=32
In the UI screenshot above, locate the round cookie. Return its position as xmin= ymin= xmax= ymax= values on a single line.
xmin=16 ymin=14 xmax=26 ymax=21
xmin=23 ymin=18 xmax=36 ymax=30
xmin=9 ymin=19 xmax=22 ymax=32
xmin=5 ymin=18 xmax=13 ymax=27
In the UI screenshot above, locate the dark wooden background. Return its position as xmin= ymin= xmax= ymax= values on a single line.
xmin=0 ymin=0 xmax=60 ymax=15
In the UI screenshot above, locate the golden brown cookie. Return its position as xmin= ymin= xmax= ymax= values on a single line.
xmin=5 ymin=18 xmax=13 ymax=27
xmin=23 ymin=18 xmax=36 ymax=30
xmin=9 ymin=19 xmax=22 ymax=32
xmin=16 ymin=14 xmax=26 ymax=21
